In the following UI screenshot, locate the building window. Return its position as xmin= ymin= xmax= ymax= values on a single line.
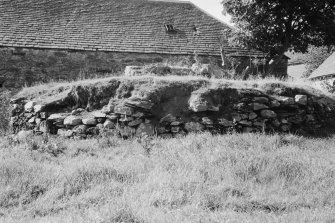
xmin=164 ymin=24 xmax=176 ymax=33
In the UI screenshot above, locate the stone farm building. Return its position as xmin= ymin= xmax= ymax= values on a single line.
xmin=0 ymin=0 xmax=288 ymax=88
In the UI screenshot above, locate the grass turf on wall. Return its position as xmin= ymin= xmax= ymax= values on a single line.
xmin=1 ymin=132 xmax=335 ymax=222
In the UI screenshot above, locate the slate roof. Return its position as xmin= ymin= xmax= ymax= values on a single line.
xmin=309 ymin=52 xmax=335 ymax=80
xmin=0 ymin=0 xmax=265 ymax=57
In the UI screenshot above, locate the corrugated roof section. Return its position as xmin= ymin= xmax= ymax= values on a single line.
xmin=309 ymin=52 xmax=335 ymax=79
xmin=0 ymin=0 xmax=264 ymax=57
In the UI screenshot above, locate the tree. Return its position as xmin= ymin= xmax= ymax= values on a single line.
xmin=221 ymin=0 xmax=335 ymax=58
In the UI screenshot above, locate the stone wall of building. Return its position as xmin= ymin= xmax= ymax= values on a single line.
xmin=0 ymin=47 xmax=223 ymax=88
xmin=9 ymin=78 xmax=335 ymax=138
xmin=0 ymin=47 xmax=289 ymax=89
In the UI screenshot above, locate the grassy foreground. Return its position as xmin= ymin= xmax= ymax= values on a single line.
xmin=1 ymin=133 xmax=335 ymax=223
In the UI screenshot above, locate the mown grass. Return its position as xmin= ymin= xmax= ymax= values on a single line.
xmin=1 ymin=133 xmax=335 ymax=222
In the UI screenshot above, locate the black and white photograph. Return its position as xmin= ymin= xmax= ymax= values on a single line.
xmin=0 ymin=0 xmax=335 ymax=222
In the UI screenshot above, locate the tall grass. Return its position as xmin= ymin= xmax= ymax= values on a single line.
xmin=1 ymin=133 xmax=335 ymax=222
xmin=0 ymin=90 xmax=12 ymax=135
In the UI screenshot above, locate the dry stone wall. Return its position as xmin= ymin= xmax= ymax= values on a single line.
xmin=10 ymin=78 xmax=335 ymax=138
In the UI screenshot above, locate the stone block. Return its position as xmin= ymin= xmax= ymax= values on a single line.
xmin=82 ymin=118 xmax=97 ymax=125
xmin=184 ymin=122 xmax=205 ymax=132
xmin=104 ymin=120 xmax=116 ymax=129
xmin=260 ymin=110 xmax=277 ymax=118
xmin=251 ymin=103 xmax=269 ymax=111
xmin=278 ymin=97 xmax=294 ymax=105
xmin=64 ymin=116 xmax=82 ymax=126
xmin=128 ymin=119 xmax=143 ymax=127
xmin=136 ymin=123 xmax=155 ymax=136
xmin=58 ymin=129 xmax=73 ymax=138
xmin=218 ymin=118 xmax=234 ymax=127
xmin=24 ymin=101 xmax=36 ymax=112
xmin=248 ymin=112 xmax=258 ymax=120
xmin=34 ymin=104 xmax=44 ymax=113
xmin=295 ymin=95 xmax=308 ymax=106
xmin=253 ymin=97 xmax=269 ymax=104
xmin=269 ymin=100 xmax=281 ymax=108
xmin=73 ymin=125 xmax=88 ymax=134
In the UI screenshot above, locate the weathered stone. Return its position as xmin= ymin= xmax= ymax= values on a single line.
xmin=40 ymin=112 xmax=48 ymax=119
xmin=260 ymin=110 xmax=277 ymax=118
xmin=277 ymin=112 xmax=296 ymax=118
xmin=278 ymin=97 xmax=294 ymax=105
xmin=171 ymin=126 xmax=180 ymax=133
xmin=119 ymin=116 xmax=133 ymax=122
xmin=104 ymin=120 xmax=116 ymax=129
xmin=189 ymin=89 xmax=221 ymax=112
xmin=24 ymin=101 xmax=36 ymax=112
xmin=73 ymin=125 xmax=88 ymax=134
xmin=96 ymin=124 xmax=104 ymax=130
xmin=159 ymin=114 xmax=176 ymax=123
xmin=218 ymin=118 xmax=234 ymax=127
xmin=82 ymin=118 xmax=97 ymax=125
xmin=11 ymin=104 xmax=22 ymax=116
xmin=34 ymin=104 xmax=44 ymax=113
xmin=239 ymin=120 xmax=252 ymax=127
xmin=232 ymin=113 xmax=242 ymax=122
xmin=136 ymin=123 xmax=155 ymax=136
xmin=58 ymin=129 xmax=73 ymax=138
xmin=132 ymin=112 xmax=146 ymax=118
xmin=184 ymin=122 xmax=205 ymax=132
xmin=48 ymin=114 xmax=67 ymax=122
xmin=107 ymin=113 xmax=119 ymax=120
xmin=35 ymin=118 xmax=42 ymax=125
xmin=25 ymin=113 xmax=34 ymax=119
xmin=114 ymin=104 xmax=134 ymax=116
xmin=101 ymin=103 xmax=115 ymax=114
xmin=234 ymin=103 xmax=248 ymax=111
xmin=64 ymin=116 xmax=82 ymax=126
xmin=71 ymin=108 xmax=85 ymax=116
xmin=253 ymin=97 xmax=269 ymax=104
xmin=128 ymin=119 xmax=143 ymax=127
xmin=28 ymin=117 xmax=35 ymax=123
xmin=125 ymin=99 xmax=154 ymax=110
xmin=295 ymin=95 xmax=308 ymax=106
xmin=251 ymin=103 xmax=269 ymax=111
xmin=269 ymin=100 xmax=281 ymax=108
xmin=171 ymin=121 xmax=183 ymax=126
xmin=93 ymin=111 xmax=107 ymax=118
xmin=248 ymin=112 xmax=258 ymax=120
xmin=202 ymin=117 xmax=213 ymax=125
